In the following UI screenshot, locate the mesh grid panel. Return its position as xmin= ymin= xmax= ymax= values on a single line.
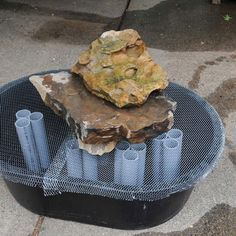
xmin=0 ymin=70 xmax=225 ymax=201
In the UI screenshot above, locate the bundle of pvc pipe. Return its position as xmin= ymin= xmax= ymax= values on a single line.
xmin=151 ymin=133 xmax=166 ymax=183
xmin=82 ymin=150 xmax=98 ymax=181
xmin=167 ymin=129 xmax=183 ymax=158
xmin=130 ymin=143 xmax=147 ymax=186
xmin=30 ymin=112 xmax=50 ymax=169
xmin=66 ymin=139 xmax=83 ymax=178
xmin=114 ymin=141 xmax=130 ymax=184
xmin=15 ymin=118 xmax=40 ymax=172
xmin=15 ymin=109 xmax=51 ymax=172
xmin=151 ymin=129 xmax=183 ymax=183
xmin=121 ymin=150 xmax=139 ymax=186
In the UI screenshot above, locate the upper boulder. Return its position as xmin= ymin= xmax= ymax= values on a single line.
xmin=71 ymin=29 xmax=168 ymax=108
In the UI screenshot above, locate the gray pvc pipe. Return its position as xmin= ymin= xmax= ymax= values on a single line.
xmin=167 ymin=129 xmax=183 ymax=157
xmin=121 ymin=150 xmax=139 ymax=186
xmin=163 ymin=138 xmax=180 ymax=182
xmin=16 ymin=109 xmax=31 ymax=120
xmin=15 ymin=118 xmax=40 ymax=172
xmin=167 ymin=129 xmax=183 ymax=143
xmin=151 ymin=133 xmax=166 ymax=183
xmin=82 ymin=150 xmax=98 ymax=181
xmin=30 ymin=112 xmax=50 ymax=169
xmin=114 ymin=141 xmax=130 ymax=184
xmin=66 ymin=139 xmax=83 ymax=178
xmin=130 ymin=143 xmax=147 ymax=186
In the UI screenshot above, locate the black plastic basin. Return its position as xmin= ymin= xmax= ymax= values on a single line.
xmin=4 ymin=180 xmax=192 ymax=230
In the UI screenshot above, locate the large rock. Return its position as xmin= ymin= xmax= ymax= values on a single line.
xmin=30 ymin=71 xmax=175 ymax=155
xmin=71 ymin=29 xmax=168 ymax=108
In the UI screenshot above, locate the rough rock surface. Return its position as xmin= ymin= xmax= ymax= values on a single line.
xmin=30 ymin=71 xmax=175 ymax=155
xmin=71 ymin=29 xmax=168 ymax=108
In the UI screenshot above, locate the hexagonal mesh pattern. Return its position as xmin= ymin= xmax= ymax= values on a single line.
xmin=0 ymin=70 xmax=225 ymax=201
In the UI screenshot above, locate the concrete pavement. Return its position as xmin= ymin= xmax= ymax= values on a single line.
xmin=0 ymin=178 xmax=39 ymax=236
xmin=0 ymin=0 xmax=236 ymax=235
xmin=122 ymin=0 xmax=236 ymax=51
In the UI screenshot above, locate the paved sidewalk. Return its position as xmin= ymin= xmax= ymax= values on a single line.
xmin=0 ymin=0 xmax=236 ymax=235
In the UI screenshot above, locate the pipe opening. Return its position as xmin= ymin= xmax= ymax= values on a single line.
xmin=164 ymin=139 xmax=179 ymax=149
xmin=30 ymin=112 xmax=43 ymax=121
xmin=15 ymin=118 xmax=30 ymax=128
xmin=123 ymin=150 xmax=138 ymax=161
xmin=16 ymin=109 xmax=31 ymax=119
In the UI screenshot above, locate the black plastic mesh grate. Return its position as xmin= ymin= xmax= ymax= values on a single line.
xmin=0 ymin=70 xmax=225 ymax=201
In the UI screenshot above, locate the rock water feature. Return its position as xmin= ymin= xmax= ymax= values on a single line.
xmin=30 ymin=29 xmax=175 ymax=155
xmin=0 ymin=28 xmax=225 ymax=230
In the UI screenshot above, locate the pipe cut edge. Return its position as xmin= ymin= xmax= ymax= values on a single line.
xmin=16 ymin=109 xmax=31 ymax=120
xmin=167 ymin=129 xmax=183 ymax=142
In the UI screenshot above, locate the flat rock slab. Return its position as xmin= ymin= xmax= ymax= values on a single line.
xmin=30 ymin=71 xmax=175 ymax=154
